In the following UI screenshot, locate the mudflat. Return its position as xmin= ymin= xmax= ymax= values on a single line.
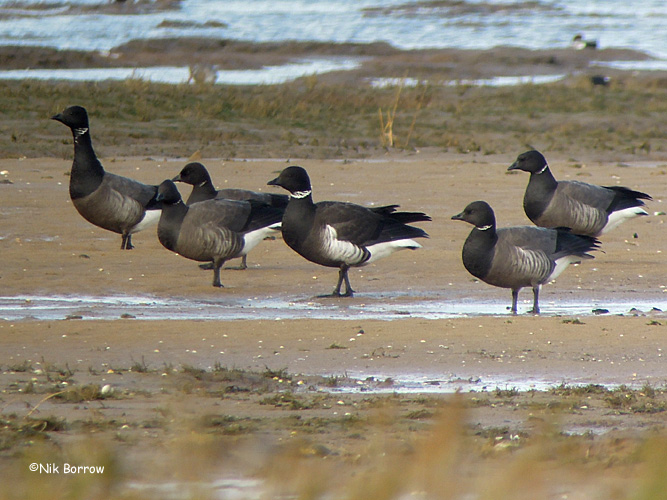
xmin=1 ymin=150 xmax=665 ymax=499
xmin=0 ymin=41 xmax=666 ymax=497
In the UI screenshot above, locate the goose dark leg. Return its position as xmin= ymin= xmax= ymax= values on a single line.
xmin=333 ymin=265 xmax=354 ymax=297
xmin=528 ymin=285 xmax=541 ymax=315
xmin=203 ymin=255 xmax=247 ymax=271
xmin=121 ymin=233 xmax=134 ymax=250
xmin=510 ymin=289 xmax=519 ymax=315
xmin=212 ymin=260 xmax=225 ymax=288
xmin=226 ymin=255 xmax=248 ymax=270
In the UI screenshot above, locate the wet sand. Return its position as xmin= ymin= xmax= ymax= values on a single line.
xmin=1 ymin=152 xmax=666 ymax=497
xmin=1 ymin=152 xmax=665 ymax=379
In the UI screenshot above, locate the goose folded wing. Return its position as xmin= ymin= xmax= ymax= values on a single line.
xmin=557 ymin=181 xmax=616 ymax=210
xmin=315 ymin=202 xmax=384 ymax=245
xmin=104 ymin=172 xmax=159 ymax=207
xmin=188 ymin=199 xmax=253 ymax=232
xmin=497 ymin=226 xmax=558 ymax=253
xmin=179 ymin=221 xmax=244 ymax=261
xmin=491 ymin=242 xmax=554 ymax=286
xmin=217 ymin=188 xmax=289 ymax=208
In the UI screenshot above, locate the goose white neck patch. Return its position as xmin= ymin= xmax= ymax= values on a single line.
xmin=74 ymin=127 xmax=88 ymax=137
xmin=537 ymin=163 xmax=548 ymax=174
xmin=477 ymin=224 xmax=493 ymax=231
xmin=291 ymin=190 xmax=312 ymax=199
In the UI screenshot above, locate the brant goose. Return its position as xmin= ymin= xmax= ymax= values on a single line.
xmin=267 ymin=166 xmax=430 ymax=297
xmin=155 ymin=180 xmax=283 ymax=287
xmin=51 ymin=105 xmax=161 ymax=249
xmin=173 ymin=161 xmax=288 ymax=269
xmin=173 ymin=162 xmax=289 ymax=207
xmin=452 ymin=201 xmax=599 ymax=315
xmin=508 ymin=150 xmax=651 ymax=236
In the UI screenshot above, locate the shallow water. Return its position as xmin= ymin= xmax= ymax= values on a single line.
xmin=0 ymin=66 xmax=573 ymax=87
xmin=0 ymin=0 xmax=664 ymax=89
xmin=1 ymin=0 xmax=665 ymax=58
xmin=1 ymin=293 xmax=664 ymax=322
xmin=369 ymin=74 xmax=567 ymax=88
xmin=0 ymin=58 xmax=362 ymax=85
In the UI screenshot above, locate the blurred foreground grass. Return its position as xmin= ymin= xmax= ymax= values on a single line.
xmin=3 ymin=75 xmax=666 ymax=160
xmin=1 ymin=400 xmax=666 ymax=500
xmin=0 ymin=361 xmax=666 ymax=499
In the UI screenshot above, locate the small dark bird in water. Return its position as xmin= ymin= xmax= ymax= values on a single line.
xmin=571 ymin=34 xmax=597 ymax=50
xmin=51 ymin=105 xmax=161 ymax=250
xmin=267 ymin=166 xmax=430 ymax=297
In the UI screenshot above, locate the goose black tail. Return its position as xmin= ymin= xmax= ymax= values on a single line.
xmin=606 ymin=186 xmax=652 ymax=212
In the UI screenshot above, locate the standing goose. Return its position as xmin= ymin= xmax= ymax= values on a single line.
xmin=508 ymin=150 xmax=651 ymax=236
xmin=51 ymin=105 xmax=161 ymax=249
xmin=173 ymin=162 xmax=289 ymax=207
xmin=452 ymin=201 xmax=599 ymax=315
xmin=173 ymin=161 xmax=289 ymax=269
xmin=155 ymin=180 xmax=283 ymax=287
xmin=267 ymin=166 xmax=430 ymax=297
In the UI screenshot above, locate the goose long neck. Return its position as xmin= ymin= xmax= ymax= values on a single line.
xmin=529 ymin=165 xmax=558 ymax=191
xmin=158 ymin=200 xmax=188 ymax=251
xmin=162 ymin=199 xmax=189 ymax=220
xmin=460 ymin=223 xmax=497 ymax=280
xmin=69 ymin=127 xmax=105 ymax=199
xmin=191 ymin=178 xmax=217 ymax=200
xmin=470 ymin=223 xmax=498 ymax=248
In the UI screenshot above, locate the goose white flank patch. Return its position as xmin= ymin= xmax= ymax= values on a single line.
xmin=51 ymin=105 xmax=161 ymax=249
xmin=508 ymin=150 xmax=651 ymax=237
xmin=172 ymin=161 xmax=288 ymax=269
xmin=155 ymin=180 xmax=283 ymax=287
xmin=452 ymin=201 xmax=599 ymax=315
xmin=267 ymin=165 xmax=430 ymax=297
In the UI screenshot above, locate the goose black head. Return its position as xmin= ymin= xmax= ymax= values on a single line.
xmin=172 ymin=162 xmax=211 ymax=186
xmin=267 ymin=166 xmax=312 ymax=196
xmin=51 ymin=105 xmax=90 ymax=130
xmin=156 ymin=180 xmax=184 ymax=205
xmin=508 ymin=150 xmax=548 ymax=174
xmin=451 ymin=200 xmax=496 ymax=229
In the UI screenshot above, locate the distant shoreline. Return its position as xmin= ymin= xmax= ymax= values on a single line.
xmin=0 ymin=38 xmax=661 ymax=86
